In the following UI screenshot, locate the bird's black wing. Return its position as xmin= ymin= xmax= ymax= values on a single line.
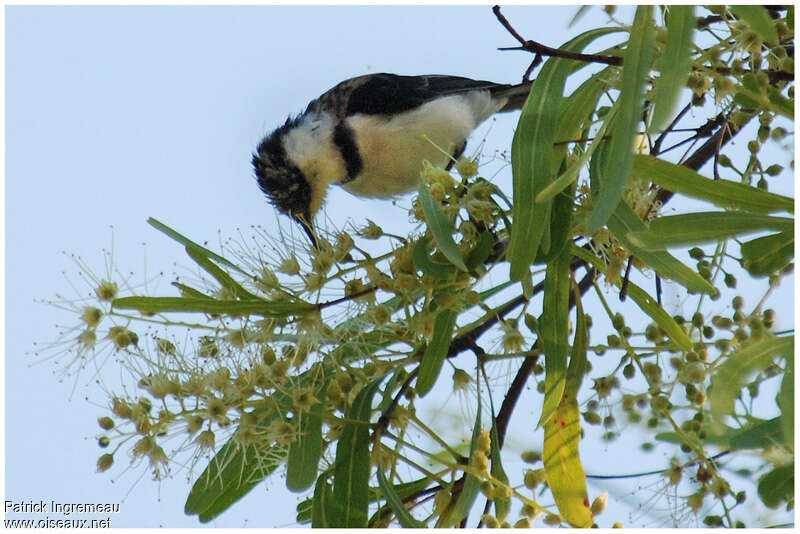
xmin=309 ymin=73 xmax=510 ymax=119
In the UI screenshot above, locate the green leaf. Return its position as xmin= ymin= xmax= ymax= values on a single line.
xmin=148 ymin=217 xmax=248 ymax=275
xmin=540 ymin=270 xmax=592 ymax=527
xmin=465 ymin=231 xmax=495 ymax=273
xmin=567 ymin=282 xmax=589 ymax=397
xmin=632 ymin=155 xmax=794 ymax=214
xmin=416 ymin=308 xmax=458 ymax=397
xmin=777 ymin=354 xmax=793 ymax=449
xmin=728 ymin=417 xmax=784 ymax=450
xmin=651 ymin=6 xmax=695 ymax=129
xmin=538 ymin=101 xmax=615 ymax=203
xmin=740 ymin=231 xmax=794 ymax=277
xmin=607 ymin=202 xmax=716 ymax=294
xmin=710 ymin=335 xmax=794 ymax=421
xmin=286 ymin=384 xmax=327 ymax=492
xmin=767 ymin=86 xmax=794 ymax=118
xmin=509 ymin=27 xmax=624 ymax=281
xmin=311 ymin=473 xmax=334 ymax=527
xmin=535 ymin=164 xmax=575 ymax=264
xmin=542 ymin=369 xmax=592 ymax=527
xmin=438 ymin=400 xmax=483 ymax=527
xmin=413 ymin=237 xmax=458 ymax=279
xmin=171 ymin=281 xmax=214 ymax=299
xmin=376 ymin=469 xmax=427 ymax=528
xmin=758 ymin=465 xmax=794 ymax=509
xmin=489 ymin=414 xmax=510 ymax=522
xmin=296 ymin=496 xmax=313 ymax=524
xmin=735 ymin=84 xmax=793 ymax=119
xmin=586 ymin=6 xmax=654 ymax=234
xmin=184 ymin=244 xmax=259 ymax=300
xmin=570 ymin=244 xmax=692 ymax=350
xmin=555 ymin=69 xmax=610 ymax=146
xmin=418 ymin=185 xmax=467 ymax=272
xmin=731 ymin=5 xmax=779 ymax=44
xmin=641 ymin=213 xmax=793 ymax=247
xmin=656 ymin=416 xmax=784 ymax=450
xmin=184 ymin=438 xmax=282 ymax=522
xmin=186 ymin=363 xmax=351 ymax=521
xmin=112 ymin=295 xmax=314 ymax=317
xmin=538 ymin=245 xmax=571 ymax=427
xmin=332 ymin=378 xmax=384 ymax=527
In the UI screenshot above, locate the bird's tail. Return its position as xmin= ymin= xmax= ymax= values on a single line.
xmin=492 ymin=82 xmax=533 ymax=112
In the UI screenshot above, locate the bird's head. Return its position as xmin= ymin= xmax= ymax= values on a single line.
xmin=253 ymin=117 xmax=318 ymax=246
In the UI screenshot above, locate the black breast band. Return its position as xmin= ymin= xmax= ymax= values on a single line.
xmin=333 ymin=121 xmax=363 ymax=184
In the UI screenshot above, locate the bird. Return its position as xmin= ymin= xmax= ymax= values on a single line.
xmin=252 ymin=73 xmax=531 ymax=245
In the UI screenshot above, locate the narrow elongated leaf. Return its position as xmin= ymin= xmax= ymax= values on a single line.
xmin=651 ymin=6 xmax=695 ymax=128
xmin=185 ymin=438 xmax=282 ymax=522
xmin=731 ymin=5 xmax=779 ymax=44
xmin=587 ymin=6 xmax=654 ymax=234
xmin=642 ymin=213 xmax=793 ymax=246
xmin=728 ymin=417 xmax=784 ymax=450
xmin=286 ymin=385 xmax=327 ymax=492
xmin=767 ymin=86 xmax=794 ymax=118
xmin=542 ymin=284 xmax=591 ymax=527
xmin=368 ymin=477 xmax=434 ymax=526
xmin=418 ymin=186 xmax=467 ymax=271
xmin=567 ymin=282 xmax=589 ymax=396
xmin=758 ymin=465 xmax=794 ymax=509
xmin=465 ymin=231 xmax=495 ymax=272
xmin=416 ymin=308 xmax=458 ymax=397
xmin=311 ymin=473 xmax=334 ymax=527
xmin=710 ymin=335 xmax=794 ymax=421
xmin=112 ymin=296 xmax=313 ymax=316
xmin=570 ymin=244 xmax=692 ymax=350
xmin=538 ymin=102 xmax=615 ymax=203
xmin=656 ymin=416 xmax=783 ymax=449
xmin=438 ymin=400 xmax=482 ymax=527
xmin=376 ymin=469 xmax=426 ymax=528
xmin=607 ymin=202 xmax=716 ymax=294
xmin=536 ymin=187 xmax=574 ymax=265
xmin=187 ymin=360 xmax=372 ymax=521
xmin=778 ymin=353 xmax=793 ymax=449
xmin=632 ymin=155 xmax=794 ymax=214
xmin=538 ymin=245 xmax=571 ymax=427
xmin=509 ymin=27 xmax=624 ymax=281
xmin=171 ymin=281 xmax=214 ymax=299
xmin=554 ymin=69 xmax=610 ymax=146
xmin=185 ymin=244 xmax=259 ymax=300
xmin=413 ymin=237 xmax=458 ymax=279
xmin=741 ymin=231 xmax=794 ymax=277
xmin=542 ymin=381 xmax=592 ymax=527
xmin=148 ymin=217 xmax=248 ymax=275
xmin=735 ymin=85 xmax=793 ymax=119
xmin=486 ymin=391 xmax=510 ymax=522
xmin=332 ymin=378 xmax=384 ymax=527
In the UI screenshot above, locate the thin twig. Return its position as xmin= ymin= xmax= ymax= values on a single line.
xmin=493 ymin=5 xmax=622 ymax=66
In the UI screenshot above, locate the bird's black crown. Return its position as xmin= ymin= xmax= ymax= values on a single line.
xmin=252 ymin=116 xmax=312 ymax=221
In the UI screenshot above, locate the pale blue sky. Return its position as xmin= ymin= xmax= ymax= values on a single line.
xmin=6 ymin=5 xmax=793 ymax=528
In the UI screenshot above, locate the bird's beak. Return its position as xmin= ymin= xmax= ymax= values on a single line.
xmin=293 ymin=213 xmax=318 ymax=248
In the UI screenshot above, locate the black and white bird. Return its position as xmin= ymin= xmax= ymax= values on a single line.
xmin=252 ymin=73 xmax=531 ymax=245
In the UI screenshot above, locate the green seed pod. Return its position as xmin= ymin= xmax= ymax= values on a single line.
xmin=583 ymin=411 xmax=602 ymax=425
xmin=97 ymin=453 xmax=114 ymax=473
xmin=765 ymin=164 xmax=784 ymax=176
xmin=98 ymin=416 xmax=114 ymax=430
xmin=623 ymin=363 xmax=635 ymax=379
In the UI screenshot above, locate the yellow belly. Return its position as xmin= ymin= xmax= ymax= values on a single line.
xmin=342 ymin=93 xmax=491 ymax=198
